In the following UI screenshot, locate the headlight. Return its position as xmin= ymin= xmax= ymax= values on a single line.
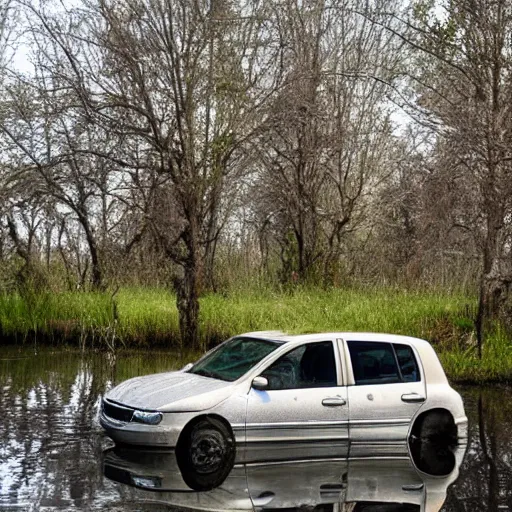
xmin=132 ymin=410 xmax=163 ymax=425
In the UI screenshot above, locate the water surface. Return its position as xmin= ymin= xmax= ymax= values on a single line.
xmin=0 ymin=347 xmax=510 ymax=511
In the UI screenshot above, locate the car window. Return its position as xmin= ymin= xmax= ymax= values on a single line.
xmin=189 ymin=337 xmax=284 ymax=382
xmin=393 ymin=343 xmax=420 ymax=382
xmin=261 ymin=341 xmax=337 ymax=390
xmin=347 ymin=341 xmax=401 ymax=385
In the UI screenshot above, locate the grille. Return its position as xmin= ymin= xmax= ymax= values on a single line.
xmin=103 ymin=400 xmax=134 ymax=422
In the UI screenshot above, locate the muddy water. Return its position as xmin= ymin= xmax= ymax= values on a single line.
xmin=0 ymin=347 xmax=510 ymax=511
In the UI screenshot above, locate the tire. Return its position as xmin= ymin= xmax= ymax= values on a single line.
xmin=410 ymin=437 xmax=456 ymax=476
xmin=418 ymin=411 xmax=457 ymax=441
xmin=176 ymin=417 xmax=236 ymax=491
xmin=410 ymin=411 xmax=457 ymax=476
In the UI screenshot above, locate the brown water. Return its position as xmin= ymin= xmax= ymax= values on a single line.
xmin=0 ymin=347 xmax=510 ymax=511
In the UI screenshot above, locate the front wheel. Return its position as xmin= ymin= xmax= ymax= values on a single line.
xmin=176 ymin=417 xmax=236 ymax=491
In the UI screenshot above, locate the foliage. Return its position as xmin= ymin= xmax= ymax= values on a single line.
xmin=0 ymin=0 xmax=511 ymax=364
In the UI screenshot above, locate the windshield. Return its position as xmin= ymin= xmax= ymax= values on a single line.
xmin=188 ymin=337 xmax=283 ymax=382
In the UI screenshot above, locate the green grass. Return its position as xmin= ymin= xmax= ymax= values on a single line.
xmin=439 ymin=326 xmax=512 ymax=383
xmin=1 ymin=286 xmax=511 ymax=383
xmin=199 ymin=287 xmax=469 ymax=338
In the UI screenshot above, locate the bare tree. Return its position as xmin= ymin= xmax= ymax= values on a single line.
xmin=0 ymin=67 xmax=125 ymax=290
xmin=399 ymin=0 xmax=512 ymax=353
xmin=18 ymin=0 xmax=283 ymax=347
xmin=252 ymin=0 xmax=403 ymax=283
xmin=2 ymin=0 xmax=506 ymax=353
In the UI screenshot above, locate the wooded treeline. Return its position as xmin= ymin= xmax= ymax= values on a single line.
xmin=0 ymin=0 xmax=511 ymax=350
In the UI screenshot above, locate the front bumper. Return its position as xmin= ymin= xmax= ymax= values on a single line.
xmin=99 ymin=399 xmax=194 ymax=447
xmin=100 ymin=412 xmax=179 ymax=446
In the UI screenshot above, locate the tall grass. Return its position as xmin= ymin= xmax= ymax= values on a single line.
xmin=199 ymin=287 xmax=470 ymax=339
xmin=440 ymin=325 xmax=512 ymax=383
xmin=1 ymin=285 xmax=511 ymax=382
xmin=0 ymin=285 xmax=469 ymax=343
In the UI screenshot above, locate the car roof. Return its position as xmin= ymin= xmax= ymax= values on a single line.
xmin=239 ymin=330 xmax=431 ymax=347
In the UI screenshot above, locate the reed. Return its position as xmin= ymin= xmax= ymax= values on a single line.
xmin=1 ymin=285 xmax=510 ymax=383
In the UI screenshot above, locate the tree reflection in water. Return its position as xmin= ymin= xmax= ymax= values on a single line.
xmin=443 ymin=387 xmax=512 ymax=511
xmin=0 ymin=347 xmax=511 ymax=511
xmin=0 ymin=347 xmax=185 ymax=510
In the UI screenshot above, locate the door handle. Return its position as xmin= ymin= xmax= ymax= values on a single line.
xmin=401 ymin=393 xmax=426 ymax=404
xmin=322 ymin=397 xmax=347 ymax=407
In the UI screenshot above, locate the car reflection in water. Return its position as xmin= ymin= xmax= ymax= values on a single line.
xmin=103 ymin=436 xmax=466 ymax=512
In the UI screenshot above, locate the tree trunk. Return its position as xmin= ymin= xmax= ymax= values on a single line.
xmin=475 ymin=195 xmax=506 ymax=358
xmin=87 ymin=233 xmax=103 ymax=290
xmin=174 ymin=220 xmax=200 ymax=350
xmin=295 ymin=228 xmax=305 ymax=277
xmin=80 ymin=216 xmax=103 ymax=291
xmin=203 ymin=234 xmax=219 ymax=292
xmin=6 ymin=215 xmax=33 ymax=291
xmin=475 ymin=281 xmax=486 ymax=360
xmin=45 ymin=222 xmax=53 ymax=270
xmin=203 ymin=186 xmax=220 ymax=292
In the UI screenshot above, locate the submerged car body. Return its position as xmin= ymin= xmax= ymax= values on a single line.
xmin=100 ymin=332 xmax=467 ymax=489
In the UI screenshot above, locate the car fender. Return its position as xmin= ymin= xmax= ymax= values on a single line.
xmin=408 ymin=384 xmax=468 ymax=440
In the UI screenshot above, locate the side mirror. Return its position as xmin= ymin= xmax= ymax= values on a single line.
xmin=252 ymin=376 xmax=269 ymax=391
xmin=181 ymin=363 xmax=193 ymax=372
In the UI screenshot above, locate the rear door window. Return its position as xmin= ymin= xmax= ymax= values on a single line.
xmin=393 ymin=343 xmax=420 ymax=382
xmin=347 ymin=341 xmax=421 ymax=385
xmin=347 ymin=341 xmax=400 ymax=385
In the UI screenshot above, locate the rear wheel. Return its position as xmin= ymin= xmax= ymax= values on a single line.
xmin=410 ymin=437 xmax=456 ymax=476
xmin=418 ymin=410 xmax=456 ymax=441
xmin=410 ymin=410 xmax=457 ymax=476
xmin=176 ymin=417 xmax=235 ymax=491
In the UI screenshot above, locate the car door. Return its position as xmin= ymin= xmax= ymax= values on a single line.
xmin=343 ymin=339 xmax=426 ymax=458
xmin=244 ymin=340 xmax=349 ymax=464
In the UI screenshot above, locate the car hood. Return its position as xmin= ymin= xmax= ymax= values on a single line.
xmin=105 ymin=371 xmax=236 ymax=412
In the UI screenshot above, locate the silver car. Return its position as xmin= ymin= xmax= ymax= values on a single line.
xmin=100 ymin=331 xmax=468 ymax=490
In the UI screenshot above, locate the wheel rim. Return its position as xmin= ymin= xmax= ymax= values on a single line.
xmin=189 ymin=428 xmax=226 ymax=474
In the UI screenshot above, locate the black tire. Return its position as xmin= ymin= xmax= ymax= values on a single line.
xmin=409 ymin=437 xmax=456 ymax=476
xmin=176 ymin=417 xmax=236 ymax=491
xmin=418 ymin=411 xmax=457 ymax=441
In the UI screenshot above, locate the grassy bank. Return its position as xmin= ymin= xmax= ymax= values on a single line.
xmin=0 ymin=286 xmax=510 ymax=383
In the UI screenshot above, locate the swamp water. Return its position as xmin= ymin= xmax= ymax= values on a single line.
xmin=0 ymin=347 xmax=510 ymax=511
